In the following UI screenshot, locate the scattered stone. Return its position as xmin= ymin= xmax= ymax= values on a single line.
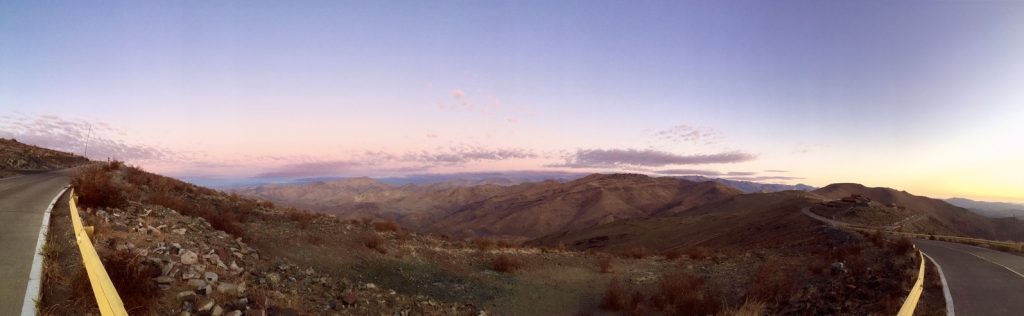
xmin=173 ymin=228 xmax=187 ymax=235
xmin=204 ymin=271 xmax=219 ymax=283
xmin=181 ymin=250 xmax=199 ymax=265
xmin=266 ymin=272 xmax=281 ymax=285
xmin=212 ymin=305 xmax=224 ymax=316
xmin=217 ymin=282 xmax=239 ymax=296
xmin=187 ymin=279 xmax=207 ymax=289
xmin=177 ymin=291 xmax=196 ymax=301
xmin=198 ymin=299 xmax=215 ymax=312
xmin=342 ymin=290 xmax=357 ymax=305
xmin=154 ymin=276 xmax=174 ymax=284
xmin=225 ymin=311 xmax=242 ymax=316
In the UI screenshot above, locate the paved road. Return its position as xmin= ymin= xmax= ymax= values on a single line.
xmin=0 ymin=170 xmax=71 ymax=314
xmin=915 ymin=239 xmax=1024 ymax=315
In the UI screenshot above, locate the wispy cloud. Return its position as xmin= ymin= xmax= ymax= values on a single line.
xmin=656 ymin=169 xmax=725 ymax=176
xmin=0 ymin=113 xmax=177 ymax=161
xmin=653 ymin=124 xmax=724 ymax=145
xmin=548 ymin=148 xmax=756 ymax=168
xmin=764 ymin=169 xmax=789 ymax=173
xmin=255 ymin=146 xmax=539 ymax=178
xmin=726 ymin=175 xmax=805 ymax=182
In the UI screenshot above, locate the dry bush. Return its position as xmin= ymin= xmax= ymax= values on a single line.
xmin=599 ymin=256 xmax=615 ymax=273
xmin=372 ymin=221 xmax=400 ymax=232
xmin=662 ymin=249 xmax=682 ymax=260
xmin=621 ymin=247 xmax=648 ymax=259
xmin=686 ymin=246 xmax=711 ymax=260
xmin=651 ymin=270 xmax=721 ymax=315
xmin=890 ymin=237 xmax=914 ymax=255
xmin=600 ymin=279 xmax=641 ymax=311
xmin=491 ymin=254 xmax=522 ymax=273
xmin=720 ymin=300 xmax=767 ymax=316
xmin=745 ymin=265 xmax=798 ymax=303
xmin=395 ymin=229 xmax=411 ymax=243
xmin=473 ymin=238 xmax=497 ymax=252
xmin=362 ymin=233 xmax=387 ymax=254
xmin=72 ymin=164 xmax=128 ymax=209
xmin=497 ymin=240 xmax=516 ymax=248
xmin=868 ymin=229 xmax=886 ymax=247
xmin=104 ymin=250 xmax=160 ymax=314
xmin=835 ymin=244 xmax=864 ymax=262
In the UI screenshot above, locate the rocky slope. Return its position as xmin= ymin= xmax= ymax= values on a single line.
xmin=0 ymin=138 xmax=89 ymax=177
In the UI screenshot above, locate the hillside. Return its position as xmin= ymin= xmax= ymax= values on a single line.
xmin=426 ymin=174 xmax=742 ymax=240
xmin=528 ymin=190 xmax=828 ymax=253
xmin=46 ymin=162 xmax=920 ymax=315
xmin=813 ymin=183 xmax=1024 ymax=241
xmin=0 ymin=138 xmax=89 ymax=177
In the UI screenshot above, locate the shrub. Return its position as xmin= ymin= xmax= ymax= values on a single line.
xmin=651 ymin=270 xmax=721 ymax=315
xmin=599 ymin=279 xmax=634 ymax=311
xmin=104 ymin=250 xmax=160 ymax=314
xmin=491 ymin=255 xmax=522 ymax=273
xmin=362 ymin=233 xmax=387 ymax=254
xmin=599 ymin=256 xmax=615 ymax=273
xmin=621 ymin=247 xmax=648 ymax=259
xmin=473 ymin=238 xmax=497 ymax=252
xmin=372 ymin=221 xmax=400 ymax=232
xmin=685 ymin=246 xmax=711 ymax=260
xmin=71 ymin=164 xmax=128 ymax=209
xmin=745 ymin=265 xmax=798 ymax=303
xmin=890 ymin=237 xmax=914 ymax=255
xmin=662 ymin=249 xmax=682 ymax=261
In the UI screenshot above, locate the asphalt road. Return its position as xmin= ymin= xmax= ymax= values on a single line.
xmin=915 ymin=239 xmax=1024 ymax=316
xmin=0 ymin=170 xmax=71 ymax=315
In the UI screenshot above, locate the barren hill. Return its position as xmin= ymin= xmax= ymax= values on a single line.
xmin=528 ymin=190 xmax=827 ymax=253
xmin=813 ymin=183 xmax=1024 ymax=241
xmin=0 ymin=138 xmax=90 ymax=177
xmin=426 ymin=174 xmax=742 ymax=240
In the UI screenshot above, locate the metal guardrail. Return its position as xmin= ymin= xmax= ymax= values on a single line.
xmin=896 ymin=250 xmax=926 ymax=316
xmin=68 ymin=190 xmax=128 ymax=316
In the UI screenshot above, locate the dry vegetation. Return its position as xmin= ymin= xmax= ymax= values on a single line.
xmin=45 ymin=161 xmax=928 ymax=315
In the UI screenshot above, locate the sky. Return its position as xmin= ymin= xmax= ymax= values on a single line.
xmin=1 ymin=0 xmax=1023 ymax=203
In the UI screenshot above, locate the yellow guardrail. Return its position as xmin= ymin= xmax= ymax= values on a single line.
xmin=69 ymin=190 xmax=128 ymax=316
xmin=896 ymin=250 xmax=926 ymax=316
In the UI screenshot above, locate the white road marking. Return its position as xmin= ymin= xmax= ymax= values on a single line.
xmin=921 ymin=251 xmax=955 ymax=316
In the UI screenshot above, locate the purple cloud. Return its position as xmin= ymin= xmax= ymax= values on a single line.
xmin=655 ymin=169 xmax=724 ymax=176
xmin=549 ymin=149 xmax=756 ymax=168
xmin=726 ymin=176 xmax=805 ymax=181
xmin=0 ymin=114 xmax=177 ymax=161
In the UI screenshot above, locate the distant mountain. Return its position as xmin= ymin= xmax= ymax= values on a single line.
xmin=674 ymin=175 xmax=815 ymax=193
xmin=946 ymin=197 xmax=1024 ymax=219
xmin=426 ymin=174 xmax=741 ymax=240
xmin=0 ymin=138 xmax=90 ymax=177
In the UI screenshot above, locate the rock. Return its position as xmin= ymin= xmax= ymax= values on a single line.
xmin=198 ymin=299 xmax=215 ymax=312
xmin=173 ymin=228 xmax=187 ymax=235
xmin=226 ymin=311 xmax=242 ymax=316
xmin=154 ymin=276 xmax=174 ymax=284
xmin=212 ymin=305 xmax=224 ymax=316
xmin=217 ymin=282 xmax=239 ymax=296
xmin=204 ymin=271 xmax=219 ymax=283
xmin=177 ymin=291 xmax=197 ymax=301
xmin=181 ymin=250 xmax=199 ymax=265
xmin=266 ymin=272 xmax=281 ymax=285
xmin=365 ymin=283 xmax=377 ymax=289
xmin=187 ymin=279 xmax=207 ymax=289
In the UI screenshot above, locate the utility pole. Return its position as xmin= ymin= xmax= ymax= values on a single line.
xmin=83 ymin=125 xmax=92 ymax=158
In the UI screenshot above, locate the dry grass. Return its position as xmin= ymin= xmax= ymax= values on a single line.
xmin=651 ymin=270 xmax=721 ymax=315
xmin=890 ymin=236 xmax=914 ymax=255
xmin=491 ymin=254 xmax=522 ymax=273
xmin=661 ymin=249 xmax=682 ymax=260
xmin=745 ymin=265 xmax=798 ymax=304
xmin=71 ymin=163 xmax=128 ymax=208
xmin=103 ymin=250 xmax=160 ymax=314
xmin=620 ymin=247 xmax=648 ymax=259
xmin=372 ymin=220 xmax=400 ymax=232
xmin=599 ymin=279 xmax=642 ymax=312
xmin=719 ymin=300 xmax=767 ymax=316
xmin=473 ymin=238 xmax=497 ymax=252
xmin=685 ymin=246 xmax=711 ymax=260
xmin=362 ymin=233 xmax=387 ymax=254
xmin=599 ymin=256 xmax=615 ymax=273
